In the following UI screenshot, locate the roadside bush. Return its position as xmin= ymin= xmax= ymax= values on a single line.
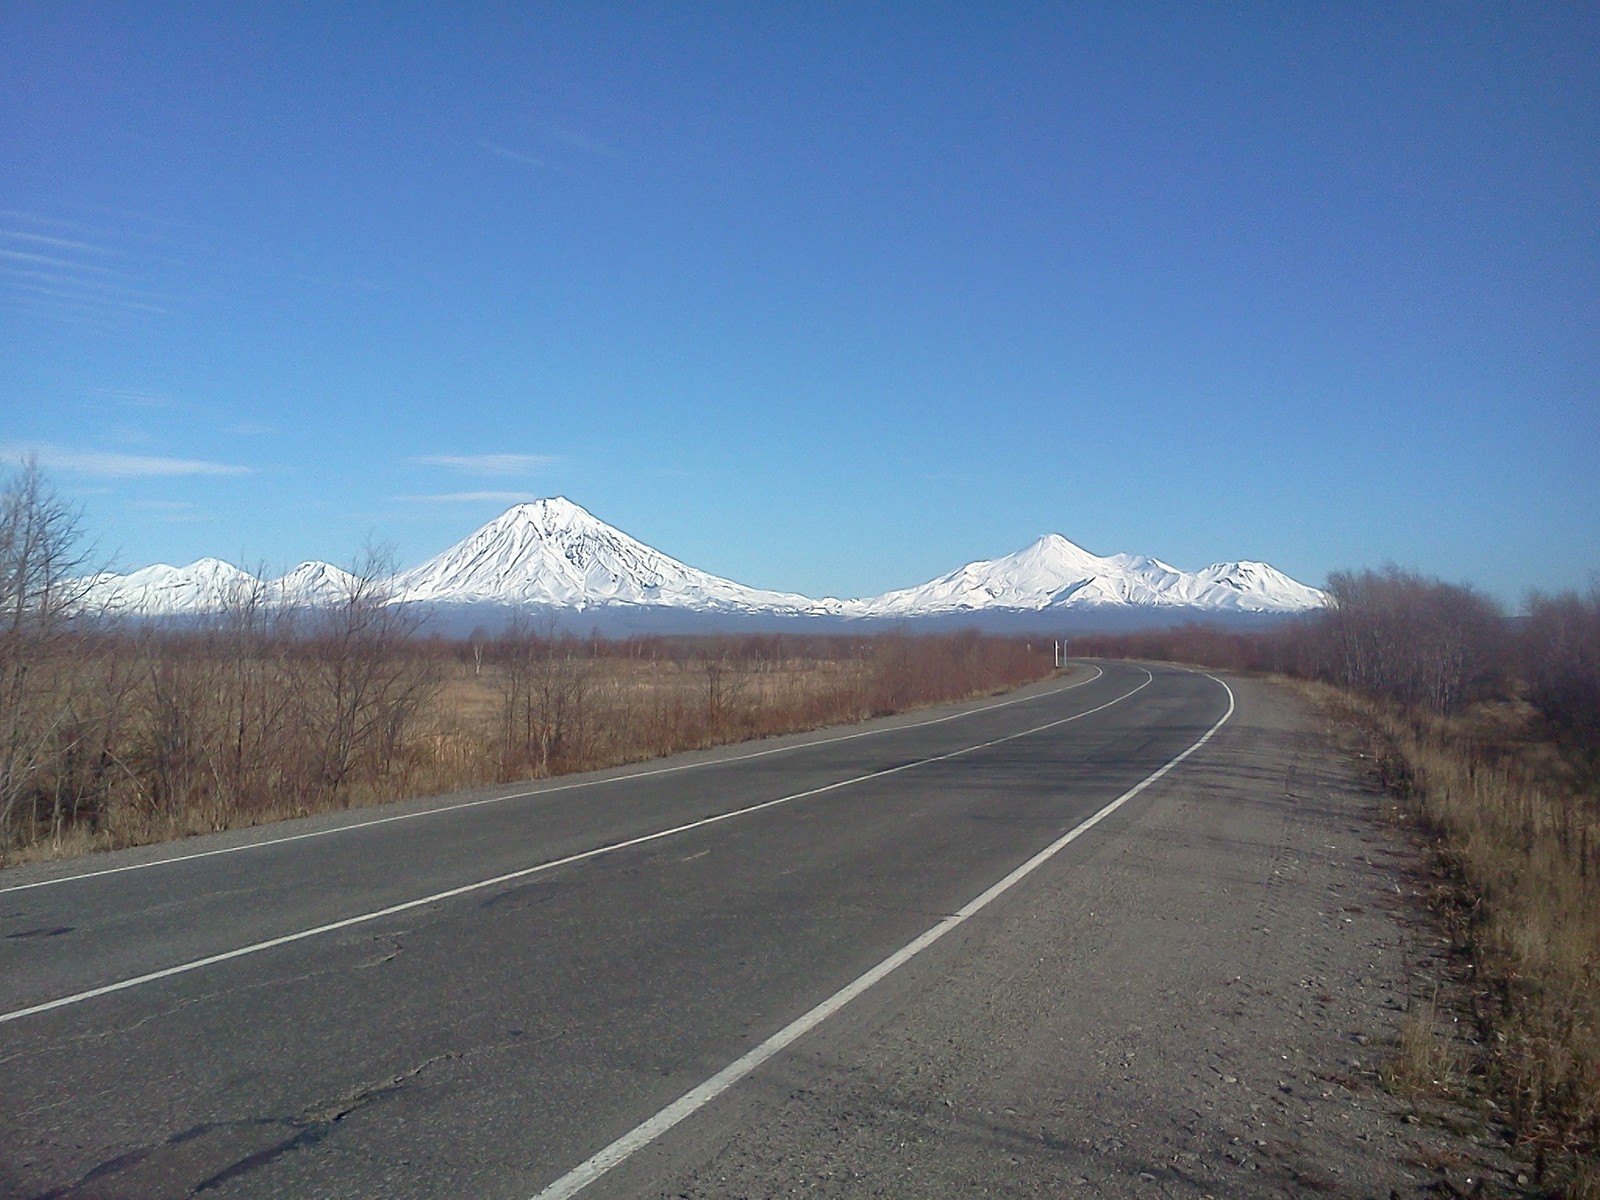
xmin=1312 ymin=566 xmax=1507 ymax=715
xmin=1522 ymin=584 xmax=1600 ymax=780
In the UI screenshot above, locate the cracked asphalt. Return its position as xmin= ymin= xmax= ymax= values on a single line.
xmin=0 ymin=662 xmax=1513 ymax=1198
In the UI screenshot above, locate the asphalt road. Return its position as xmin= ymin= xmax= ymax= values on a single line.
xmin=1 ymin=661 xmax=1239 ymax=1199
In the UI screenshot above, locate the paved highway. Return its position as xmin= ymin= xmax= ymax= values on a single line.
xmin=1 ymin=661 xmax=1236 ymax=1198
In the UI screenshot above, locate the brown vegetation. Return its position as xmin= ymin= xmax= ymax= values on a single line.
xmin=0 ymin=464 xmax=1053 ymax=862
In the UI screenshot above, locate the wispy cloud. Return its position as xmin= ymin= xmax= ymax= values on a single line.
xmin=0 ymin=247 xmax=126 ymax=274
xmin=8 ymin=280 xmax=174 ymax=316
xmin=93 ymin=387 xmax=173 ymax=409
xmin=535 ymin=120 xmax=618 ymax=159
xmin=480 ymin=141 xmax=546 ymax=168
xmin=2 ymin=444 xmax=252 ymax=478
xmin=128 ymin=499 xmax=208 ymax=522
xmin=0 ymin=218 xmax=183 ymax=328
xmin=398 ymin=491 xmax=546 ymax=504
xmin=0 ymin=209 xmax=103 ymax=236
xmin=410 ymin=453 xmax=559 ymax=475
xmin=3 ymin=231 xmax=103 ymax=253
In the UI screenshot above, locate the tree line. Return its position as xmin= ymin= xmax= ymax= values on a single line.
xmin=1073 ymin=564 xmax=1600 ymax=767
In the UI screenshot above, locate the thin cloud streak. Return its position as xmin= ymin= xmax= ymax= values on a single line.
xmin=398 ymin=491 xmax=546 ymax=504
xmin=0 ymin=248 xmax=127 ymax=275
xmin=0 ymin=209 xmax=103 ymax=235
xmin=8 ymin=269 xmax=174 ymax=303
xmin=1 ymin=231 xmax=105 ymax=253
xmin=3 ymin=444 xmax=252 ymax=478
xmin=410 ymin=453 xmax=559 ymax=475
xmin=128 ymin=500 xmax=209 ymax=522
xmin=8 ymin=282 xmax=174 ymax=316
xmin=535 ymin=119 xmax=618 ymax=159
xmin=93 ymin=388 xmax=173 ymax=409
xmin=480 ymin=141 xmax=546 ymax=168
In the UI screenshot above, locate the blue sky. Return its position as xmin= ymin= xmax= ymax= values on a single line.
xmin=3 ymin=3 xmax=1595 ymax=606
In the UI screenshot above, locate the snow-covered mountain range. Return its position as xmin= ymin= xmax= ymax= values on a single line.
xmin=83 ymin=497 xmax=1328 ymax=622
xmin=81 ymin=558 xmax=362 ymax=616
xmin=853 ymin=533 xmax=1326 ymax=617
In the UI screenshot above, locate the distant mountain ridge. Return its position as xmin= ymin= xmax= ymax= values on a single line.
xmin=854 ymin=533 xmax=1326 ymax=617
xmin=83 ymin=497 xmax=1328 ymax=623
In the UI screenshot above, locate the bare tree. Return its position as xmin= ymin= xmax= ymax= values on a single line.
xmin=0 ymin=458 xmax=101 ymax=852
xmin=300 ymin=547 xmax=437 ymax=804
xmin=1314 ymin=566 xmax=1505 ymax=714
xmin=496 ymin=611 xmax=594 ymax=776
xmin=1522 ymin=583 xmax=1600 ymax=776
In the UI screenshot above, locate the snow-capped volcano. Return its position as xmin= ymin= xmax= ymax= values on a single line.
xmin=80 ymin=498 xmax=1326 ymax=624
xmin=847 ymin=534 xmax=1327 ymax=617
xmin=388 ymin=497 xmax=840 ymax=615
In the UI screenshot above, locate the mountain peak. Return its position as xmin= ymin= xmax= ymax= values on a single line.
xmin=1018 ymin=533 xmax=1105 ymax=569
xmin=483 ymin=496 xmax=591 ymax=535
xmin=389 ymin=498 xmax=833 ymax=613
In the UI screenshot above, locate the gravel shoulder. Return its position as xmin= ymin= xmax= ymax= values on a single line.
xmin=592 ymin=673 xmax=1529 ymax=1199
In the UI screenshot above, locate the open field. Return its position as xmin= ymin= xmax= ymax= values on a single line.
xmin=1 ymin=627 xmax=1054 ymax=864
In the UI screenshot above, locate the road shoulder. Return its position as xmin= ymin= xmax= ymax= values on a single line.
xmin=595 ymin=673 xmax=1530 ymax=1199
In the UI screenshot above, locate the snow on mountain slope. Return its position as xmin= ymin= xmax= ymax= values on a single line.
xmin=1191 ymin=560 xmax=1329 ymax=611
xmin=80 ymin=500 xmax=1326 ymax=621
xmin=84 ymin=559 xmax=361 ymax=615
xmin=84 ymin=558 xmax=261 ymax=616
xmin=849 ymin=534 xmax=1327 ymax=616
xmin=267 ymin=562 xmax=362 ymax=606
xmin=388 ymin=497 xmax=841 ymax=614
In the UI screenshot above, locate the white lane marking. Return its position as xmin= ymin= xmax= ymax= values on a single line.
xmin=0 ymin=666 xmax=1107 ymax=895
xmin=529 ymin=672 xmax=1235 ymax=1200
xmin=0 ymin=669 xmax=1151 ymax=1026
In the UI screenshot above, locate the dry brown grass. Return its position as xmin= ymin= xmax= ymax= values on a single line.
xmin=1304 ymin=680 xmax=1600 ymax=1195
xmin=1382 ymin=991 xmax=1466 ymax=1101
xmin=3 ymin=633 xmax=1054 ymax=865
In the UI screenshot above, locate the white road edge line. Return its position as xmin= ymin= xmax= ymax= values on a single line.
xmin=0 ymin=668 xmax=1152 ymax=1026
xmin=528 ymin=672 xmax=1236 ymax=1200
xmin=1 ymin=666 xmax=1107 ymax=895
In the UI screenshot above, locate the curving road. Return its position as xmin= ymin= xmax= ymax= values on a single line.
xmin=1 ymin=661 xmax=1239 ymax=1199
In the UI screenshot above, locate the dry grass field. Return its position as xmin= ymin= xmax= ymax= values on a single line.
xmin=1330 ymin=688 xmax=1600 ymax=1197
xmin=2 ymin=629 xmax=1054 ymax=865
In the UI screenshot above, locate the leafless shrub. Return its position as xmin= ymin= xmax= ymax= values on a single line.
xmin=1522 ymin=583 xmax=1600 ymax=780
xmin=1068 ymin=622 xmax=1292 ymax=673
xmin=493 ymin=612 xmax=596 ymax=776
xmin=0 ymin=458 xmax=107 ymax=856
xmin=1314 ymin=566 xmax=1507 ymax=715
xmin=295 ymin=549 xmax=439 ymax=805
